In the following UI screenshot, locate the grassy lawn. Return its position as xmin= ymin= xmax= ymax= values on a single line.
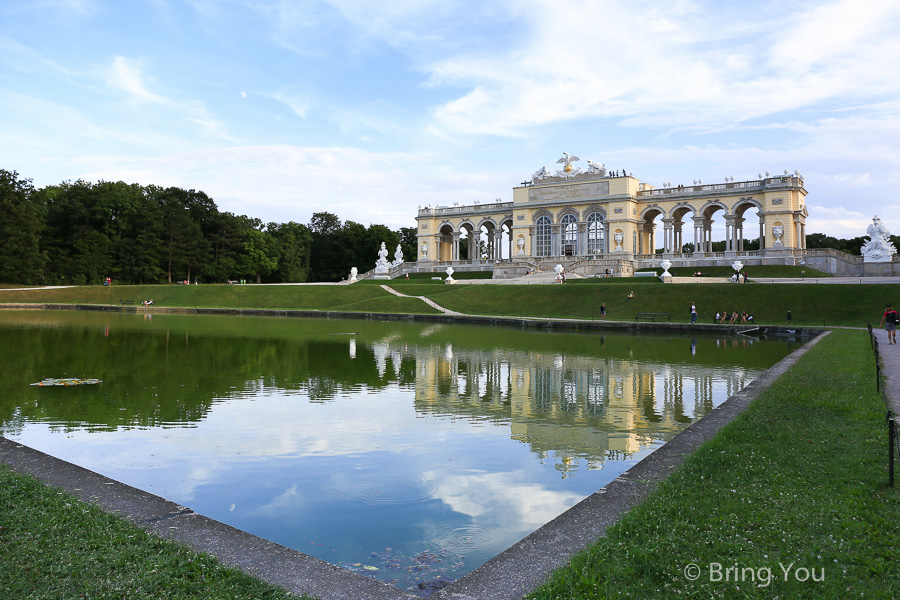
xmin=3 ymin=279 xmax=895 ymax=327
xmin=0 ymin=465 xmax=304 ymax=600
xmin=397 ymin=282 xmax=893 ymax=327
xmin=0 ymin=283 xmax=441 ymax=315
xmin=526 ymin=329 xmax=900 ymax=599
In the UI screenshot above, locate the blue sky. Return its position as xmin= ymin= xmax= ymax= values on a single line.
xmin=2 ymin=0 xmax=899 ymax=239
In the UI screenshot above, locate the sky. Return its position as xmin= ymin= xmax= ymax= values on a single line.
xmin=2 ymin=0 xmax=900 ymax=240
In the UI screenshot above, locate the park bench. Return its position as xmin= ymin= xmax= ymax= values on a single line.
xmin=635 ymin=312 xmax=671 ymax=322
xmin=119 ymin=299 xmax=135 ymax=306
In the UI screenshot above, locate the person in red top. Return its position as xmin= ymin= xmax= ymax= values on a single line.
xmin=879 ymin=303 xmax=899 ymax=344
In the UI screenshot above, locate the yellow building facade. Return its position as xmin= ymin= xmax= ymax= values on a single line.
xmin=415 ymin=157 xmax=808 ymax=277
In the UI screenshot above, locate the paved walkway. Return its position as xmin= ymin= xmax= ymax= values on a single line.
xmin=379 ymin=285 xmax=463 ymax=315
xmin=872 ymin=327 xmax=900 ymax=418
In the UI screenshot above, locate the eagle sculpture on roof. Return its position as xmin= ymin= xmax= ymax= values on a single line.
xmin=557 ymin=152 xmax=580 ymax=166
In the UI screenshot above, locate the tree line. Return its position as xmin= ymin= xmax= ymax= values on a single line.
xmin=0 ymin=169 xmax=416 ymax=286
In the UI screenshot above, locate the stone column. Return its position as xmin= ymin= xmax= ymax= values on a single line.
xmin=452 ymin=232 xmax=460 ymax=261
xmin=724 ymin=214 xmax=739 ymax=253
xmin=472 ymin=229 xmax=481 ymax=263
xmin=662 ymin=218 xmax=674 ymax=254
xmin=693 ymin=216 xmax=704 ymax=254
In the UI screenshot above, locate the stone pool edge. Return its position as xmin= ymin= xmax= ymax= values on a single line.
xmin=0 ymin=312 xmax=827 ymax=600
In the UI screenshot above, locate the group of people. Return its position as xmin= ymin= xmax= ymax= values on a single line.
xmin=730 ymin=271 xmax=749 ymax=283
xmin=716 ymin=309 xmax=753 ymax=324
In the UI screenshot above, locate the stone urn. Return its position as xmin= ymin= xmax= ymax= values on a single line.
xmin=660 ymin=259 xmax=673 ymax=278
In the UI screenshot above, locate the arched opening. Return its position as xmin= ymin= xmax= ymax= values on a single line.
xmin=500 ymin=219 xmax=514 ymax=259
xmin=586 ymin=212 xmax=606 ymax=255
xmin=697 ymin=203 xmax=728 ymax=254
xmin=671 ymin=206 xmax=694 ymax=254
xmin=561 ymin=214 xmax=577 ymax=256
xmin=438 ymin=223 xmax=454 ymax=261
xmin=478 ymin=221 xmax=497 ymax=261
xmin=639 ymin=209 xmax=664 ymax=255
xmin=535 ymin=215 xmax=552 ymax=257
xmin=458 ymin=222 xmax=474 ymax=260
xmin=732 ymin=201 xmax=764 ymax=252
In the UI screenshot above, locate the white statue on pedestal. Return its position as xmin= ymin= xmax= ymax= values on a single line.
xmin=375 ymin=242 xmax=390 ymax=273
xmin=349 ymin=267 xmax=358 ymax=282
xmin=445 ymin=266 xmax=455 ymax=283
xmin=614 ymin=231 xmax=624 ymax=251
xmin=392 ymin=244 xmax=404 ymax=266
xmin=862 ymin=215 xmax=897 ymax=263
xmin=421 ymin=242 xmax=428 ymax=259
xmin=516 ymin=237 xmax=525 ymax=255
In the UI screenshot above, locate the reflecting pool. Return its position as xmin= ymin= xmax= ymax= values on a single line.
xmin=0 ymin=310 xmax=797 ymax=592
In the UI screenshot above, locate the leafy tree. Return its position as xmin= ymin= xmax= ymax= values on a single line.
xmin=399 ymin=226 xmax=417 ymax=263
xmin=269 ymin=221 xmax=312 ymax=282
xmin=308 ymin=212 xmax=345 ymax=282
xmin=0 ymin=170 xmax=46 ymax=284
xmin=152 ymin=187 xmax=213 ymax=283
xmin=309 ymin=212 xmax=342 ymax=235
xmin=237 ymin=228 xmax=279 ymax=284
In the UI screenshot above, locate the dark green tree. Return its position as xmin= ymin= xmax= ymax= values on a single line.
xmin=269 ymin=221 xmax=312 ymax=282
xmin=308 ymin=212 xmax=344 ymax=282
xmin=399 ymin=226 xmax=417 ymax=263
xmin=0 ymin=170 xmax=46 ymax=284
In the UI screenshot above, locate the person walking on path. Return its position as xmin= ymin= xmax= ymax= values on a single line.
xmin=880 ymin=303 xmax=899 ymax=344
xmin=690 ymin=302 xmax=697 ymax=324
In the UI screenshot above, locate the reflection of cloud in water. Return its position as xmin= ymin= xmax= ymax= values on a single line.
xmin=426 ymin=469 xmax=583 ymax=532
xmin=258 ymin=484 xmax=307 ymax=517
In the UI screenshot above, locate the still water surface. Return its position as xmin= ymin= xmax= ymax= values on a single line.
xmin=0 ymin=310 xmax=797 ymax=592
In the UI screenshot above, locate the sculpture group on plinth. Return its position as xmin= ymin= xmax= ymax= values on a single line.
xmin=392 ymin=244 xmax=404 ymax=267
xmin=349 ymin=267 xmax=358 ymax=282
xmin=862 ymin=216 xmax=897 ymax=263
xmin=375 ymin=242 xmax=390 ymax=273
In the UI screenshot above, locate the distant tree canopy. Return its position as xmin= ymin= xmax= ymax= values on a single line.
xmin=0 ymin=169 xmax=415 ymax=285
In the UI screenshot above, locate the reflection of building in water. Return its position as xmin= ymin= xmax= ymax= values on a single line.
xmin=396 ymin=342 xmax=756 ymax=477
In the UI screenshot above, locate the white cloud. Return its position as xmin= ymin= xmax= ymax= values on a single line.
xmin=69 ymin=145 xmax=511 ymax=228
xmin=423 ymin=0 xmax=900 ymax=137
xmin=106 ymin=56 xmax=169 ymax=104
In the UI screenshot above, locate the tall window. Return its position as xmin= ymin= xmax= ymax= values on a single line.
xmin=587 ymin=212 xmax=605 ymax=254
xmin=561 ymin=214 xmax=577 ymax=255
xmin=535 ymin=215 xmax=551 ymax=257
